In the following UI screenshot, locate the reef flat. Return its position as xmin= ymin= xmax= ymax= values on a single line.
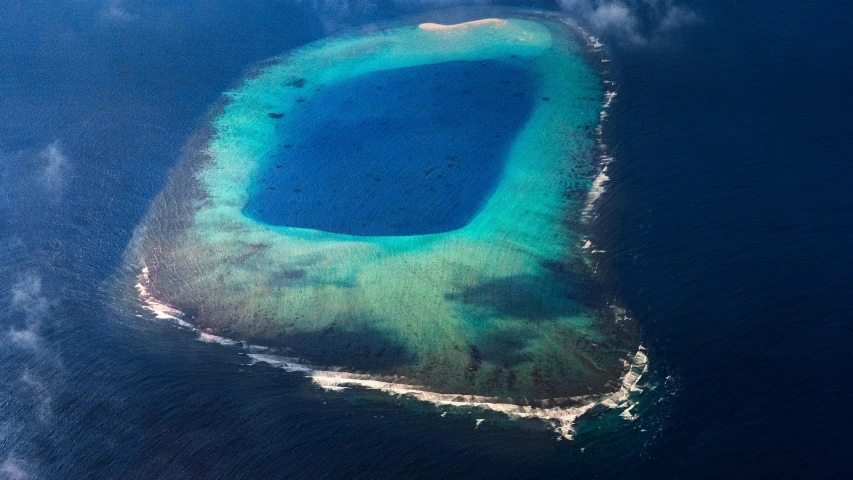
xmin=127 ymin=13 xmax=640 ymax=405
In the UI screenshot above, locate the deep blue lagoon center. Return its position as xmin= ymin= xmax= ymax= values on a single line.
xmin=244 ymin=59 xmax=535 ymax=236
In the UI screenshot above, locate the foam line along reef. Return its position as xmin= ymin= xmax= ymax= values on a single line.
xmin=123 ymin=10 xmax=641 ymax=426
xmin=135 ymin=266 xmax=648 ymax=440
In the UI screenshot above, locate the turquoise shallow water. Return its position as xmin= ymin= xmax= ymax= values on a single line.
xmin=244 ymin=59 xmax=535 ymax=236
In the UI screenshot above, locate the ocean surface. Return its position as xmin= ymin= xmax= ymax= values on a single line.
xmin=1 ymin=1 xmax=852 ymax=478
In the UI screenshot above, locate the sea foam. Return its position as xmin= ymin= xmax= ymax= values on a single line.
xmin=136 ymin=266 xmax=648 ymax=439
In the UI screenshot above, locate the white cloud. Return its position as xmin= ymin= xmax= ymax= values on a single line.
xmin=559 ymin=0 xmax=701 ymax=45
xmin=11 ymin=274 xmax=49 ymax=323
xmin=6 ymin=273 xmax=50 ymax=352
xmin=7 ymin=328 xmax=40 ymax=350
xmin=588 ymin=2 xmax=644 ymax=44
xmin=0 ymin=457 xmax=27 ymax=480
xmin=2 ymin=273 xmax=59 ymax=440
xmin=658 ymin=4 xmax=701 ymax=33
xmin=21 ymin=371 xmax=53 ymax=424
xmin=1 ymin=272 xmax=58 ymax=468
xmin=100 ymin=1 xmax=138 ymax=22
xmin=37 ymin=141 xmax=71 ymax=200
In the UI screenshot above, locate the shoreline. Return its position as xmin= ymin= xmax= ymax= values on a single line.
xmin=135 ymin=267 xmax=647 ymax=439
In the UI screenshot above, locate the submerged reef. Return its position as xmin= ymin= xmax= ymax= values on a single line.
xmin=127 ymin=13 xmax=640 ymax=406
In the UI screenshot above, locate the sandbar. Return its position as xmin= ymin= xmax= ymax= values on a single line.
xmin=418 ymin=18 xmax=508 ymax=31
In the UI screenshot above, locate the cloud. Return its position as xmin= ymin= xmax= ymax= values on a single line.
xmin=302 ymin=0 xmax=381 ymax=32
xmin=100 ymin=1 xmax=138 ymax=22
xmin=6 ymin=328 xmax=40 ymax=350
xmin=0 ymin=457 xmax=27 ymax=480
xmin=20 ymin=371 xmax=53 ymax=423
xmin=10 ymin=274 xmax=49 ymax=323
xmin=1 ymin=271 xmax=58 ymax=472
xmin=1 ymin=273 xmax=59 ymax=462
xmin=37 ymin=141 xmax=71 ymax=200
xmin=559 ymin=0 xmax=701 ymax=45
xmin=6 ymin=273 xmax=50 ymax=351
xmin=587 ymin=2 xmax=644 ymax=44
xmin=658 ymin=4 xmax=701 ymax=33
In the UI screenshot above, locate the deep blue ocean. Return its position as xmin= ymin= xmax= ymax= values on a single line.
xmin=1 ymin=1 xmax=852 ymax=478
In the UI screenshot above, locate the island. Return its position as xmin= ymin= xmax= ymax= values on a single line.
xmin=124 ymin=11 xmax=644 ymax=438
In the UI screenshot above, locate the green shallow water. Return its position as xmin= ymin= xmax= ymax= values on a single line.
xmin=129 ymin=14 xmax=640 ymax=400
